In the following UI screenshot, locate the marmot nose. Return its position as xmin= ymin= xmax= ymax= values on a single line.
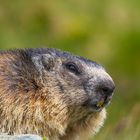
xmin=97 ymin=79 xmax=115 ymax=96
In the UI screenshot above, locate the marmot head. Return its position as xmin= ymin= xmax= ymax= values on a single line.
xmin=30 ymin=48 xmax=115 ymax=125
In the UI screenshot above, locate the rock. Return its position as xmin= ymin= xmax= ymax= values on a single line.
xmin=0 ymin=134 xmax=42 ymax=140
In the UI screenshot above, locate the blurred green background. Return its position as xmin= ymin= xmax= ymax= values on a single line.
xmin=0 ymin=0 xmax=140 ymax=140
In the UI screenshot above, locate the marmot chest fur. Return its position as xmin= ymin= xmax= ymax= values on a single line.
xmin=0 ymin=48 xmax=115 ymax=140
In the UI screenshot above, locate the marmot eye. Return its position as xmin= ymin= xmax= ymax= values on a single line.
xmin=65 ymin=62 xmax=80 ymax=75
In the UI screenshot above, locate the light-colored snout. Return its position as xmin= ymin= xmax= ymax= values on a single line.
xmin=83 ymin=67 xmax=115 ymax=111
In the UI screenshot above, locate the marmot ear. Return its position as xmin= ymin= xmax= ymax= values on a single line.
xmin=32 ymin=54 xmax=55 ymax=72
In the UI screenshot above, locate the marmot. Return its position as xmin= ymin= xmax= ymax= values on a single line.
xmin=0 ymin=48 xmax=115 ymax=140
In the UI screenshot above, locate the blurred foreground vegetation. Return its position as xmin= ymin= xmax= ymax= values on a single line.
xmin=0 ymin=0 xmax=140 ymax=140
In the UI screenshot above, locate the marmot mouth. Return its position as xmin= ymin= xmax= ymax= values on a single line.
xmin=88 ymin=101 xmax=111 ymax=112
xmin=83 ymin=95 xmax=112 ymax=112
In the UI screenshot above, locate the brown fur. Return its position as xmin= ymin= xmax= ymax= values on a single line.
xmin=0 ymin=48 xmax=111 ymax=140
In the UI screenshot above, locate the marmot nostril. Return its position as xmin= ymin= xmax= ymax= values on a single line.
xmin=99 ymin=81 xmax=115 ymax=96
xmin=102 ymin=87 xmax=113 ymax=95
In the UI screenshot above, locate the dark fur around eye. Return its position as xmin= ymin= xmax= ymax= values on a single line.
xmin=65 ymin=62 xmax=80 ymax=75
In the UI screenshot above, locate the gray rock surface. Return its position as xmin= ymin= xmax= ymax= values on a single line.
xmin=0 ymin=134 xmax=42 ymax=140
